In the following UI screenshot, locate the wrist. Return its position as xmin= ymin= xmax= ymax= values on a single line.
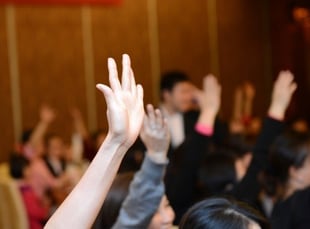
xmin=198 ymin=109 xmax=216 ymax=126
xmin=268 ymin=104 xmax=285 ymax=121
xmin=195 ymin=123 xmax=214 ymax=136
xmin=98 ymin=134 xmax=130 ymax=157
xmin=147 ymin=151 xmax=168 ymax=164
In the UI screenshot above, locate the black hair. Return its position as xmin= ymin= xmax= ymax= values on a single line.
xmin=21 ymin=129 xmax=33 ymax=144
xmin=199 ymin=153 xmax=237 ymax=196
xmin=9 ymin=153 xmax=30 ymax=179
xmin=160 ymin=71 xmax=190 ymax=97
xmin=269 ymin=131 xmax=310 ymax=185
xmin=179 ymin=197 xmax=269 ymax=229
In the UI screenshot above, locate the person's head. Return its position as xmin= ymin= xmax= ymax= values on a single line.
xmin=199 ymin=153 xmax=237 ymax=196
xmin=20 ymin=129 xmax=45 ymax=159
xmin=224 ymin=139 xmax=253 ymax=181
xmin=199 ymin=147 xmax=252 ymax=196
xmin=269 ymin=131 xmax=310 ymax=197
xmin=45 ymin=134 xmax=65 ymax=159
xmin=160 ymin=71 xmax=195 ymax=113
xmin=148 ymin=195 xmax=175 ymax=229
xmin=9 ymin=153 xmax=30 ymax=179
xmin=179 ymin=197 xmax=268 ymax=229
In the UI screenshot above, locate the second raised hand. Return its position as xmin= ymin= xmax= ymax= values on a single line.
xmin=140 ymin=104 xmax=170 ymax=164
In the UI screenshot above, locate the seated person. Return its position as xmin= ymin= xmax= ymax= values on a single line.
xmin=43 ymin=134 xmax=67 ymax=177
xmin=10 ymin=154 xmax=50 ymax=229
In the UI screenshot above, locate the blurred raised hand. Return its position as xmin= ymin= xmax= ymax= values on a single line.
xmin=268 ymin=70 xmax=297 ymax=120
xmin=140 ymin=104 xmax=170 ymax=163
xmin=195 ymin=74 xmax=222 ymax=126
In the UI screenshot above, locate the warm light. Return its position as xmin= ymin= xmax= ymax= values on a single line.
xmin=293 ymin=7 xmax=310 ymax=23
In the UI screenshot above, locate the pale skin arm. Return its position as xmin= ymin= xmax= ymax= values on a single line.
xmin=44 ymin=54 xmax=144 ymax=229
xmin=268 ymin=70 xmax=297 ymax=120
xmin=29 ymin=105 xmax=55 ymax=153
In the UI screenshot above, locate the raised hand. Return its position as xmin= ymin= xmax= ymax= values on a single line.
xmin=140 ymin=104 xmax=170 ymax=163
xmin=96 ymin=54 xmax=144 ymax=148
xmin=195 ymin=74 xmax=221 ymax=126
xmin=268 ymin=70 xmax=297 ymax=120
xmin=40 ymin=105 xmax=56 ymax=124
xmin=195 ymin=74 xmax=221 ymax=115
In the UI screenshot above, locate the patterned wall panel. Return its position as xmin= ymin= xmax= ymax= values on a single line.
xmin=16 ymin=6 xmax=88 ymax=142
xmin=157 ymin=0 xmax=210 ymax=88
xmin=91 ymin=0 xmax=152 ymax=130
xmin=0 ymin=7 xmax=15 ymax=161
xmin=217 ymin=0 xmax=270 ymax=119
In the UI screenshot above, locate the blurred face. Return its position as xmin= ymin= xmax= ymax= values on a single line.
xmin=291 ymin=154 xmax=310 ymax=189
xmin=163 ymin=81 xmax=195 ymax=113
xmin=47 ymin=136 xmax=65 ymax=159
xmin=148 ymin=195 xmax=175 ymax=229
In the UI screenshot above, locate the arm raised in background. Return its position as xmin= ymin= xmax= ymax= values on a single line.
xmin=28 ymin=105 xmax=55 ymax=155
xmin=233 ymin=70 xmax=297 ymax=202
xmin=268 ymin=71 xmax=297 ymax=120
xmin=113 ymin=104 xmax=171 ymax=228
xmin=44 ymin=54 xmax=144 ymax=229
xmin=167 ymin=74 xmax=222 ymax=222
xmin=195 ymin=74 xmax=222 ymax=128
xmin=71 ymin=108 xmax=89 ymax=140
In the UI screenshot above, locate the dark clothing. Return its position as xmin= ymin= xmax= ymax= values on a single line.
xmin=165 ymin=129 xmax=212 ymax=223
xmin=231 ymin=117 xmax=284 ymax=204
xmin=272 ymin=187 xmax=310 ymax=229
xmin=166 ymin=110 xmax=229 ymax=160
xmin=166 ymin=116 xmax=284 ymax=223
xmin=42 ymin=156 xmax=66 ymax=178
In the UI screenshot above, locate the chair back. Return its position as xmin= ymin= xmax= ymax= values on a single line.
xmin=0 ymin=178 xmax=29 ymax=229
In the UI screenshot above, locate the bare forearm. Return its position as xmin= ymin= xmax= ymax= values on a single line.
xmin=29 ymin=121 xmax=49 ymax=147
xmin=45 ymin=136 xmax=129 ymax=229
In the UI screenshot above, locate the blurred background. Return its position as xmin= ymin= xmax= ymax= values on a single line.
xmin=0 ymin=0 xmax=310 ymax=162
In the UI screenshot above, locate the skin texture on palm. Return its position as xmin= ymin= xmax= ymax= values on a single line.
xmin=44 ymin=54 xmax=144 ymax=229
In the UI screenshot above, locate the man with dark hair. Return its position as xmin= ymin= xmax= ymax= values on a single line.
xmin=159 ymin=71 xmax=197 ymax=149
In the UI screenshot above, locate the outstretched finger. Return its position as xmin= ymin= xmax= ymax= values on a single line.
xmin=155 ymin=108 xmax=164 ymax=128
xmin=108 ymin=58 xmax=122 ymax=92
xmin=121 ymin=54 xmax=131 ymax=91
xmin=136 ymin=84 xmax=144 ymax=104
xmin=146 ymin=104 xmax=156 ymax=125
xmin=130 ymin=69 xmax=137 ymax=96
xmin=96 ymin=84 xmax=114 ymax=108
